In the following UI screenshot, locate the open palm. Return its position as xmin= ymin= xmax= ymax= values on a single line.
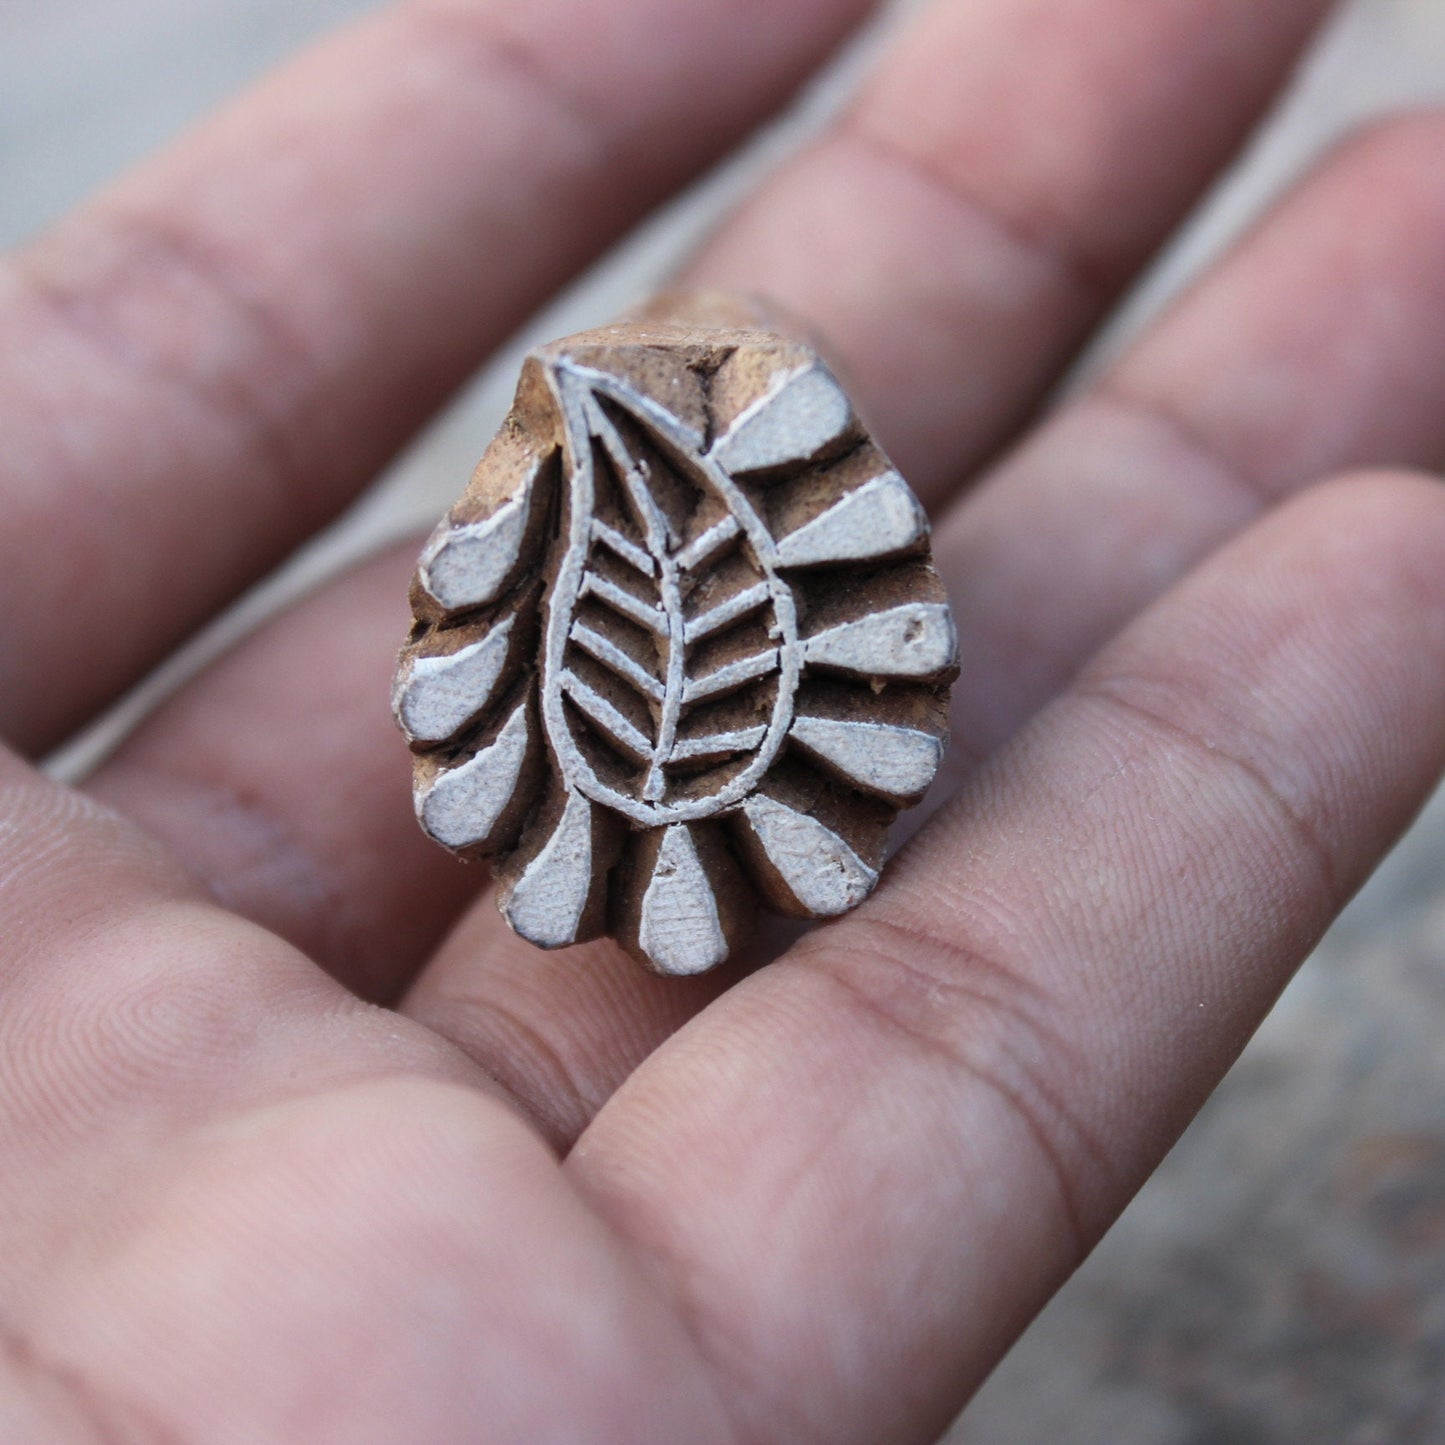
xmin=3 ymin=1 xmax=1445 ymax=1440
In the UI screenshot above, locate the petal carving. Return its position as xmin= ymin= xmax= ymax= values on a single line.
xmin=417 ymin=436 xmax=552 ymax=614
xmin=394 ymin=614 xmax=520 ymax=746
xmin=498 ymin=788 xmax=620 ymax=949
xmin=711 ymin=362 xmax=856 ymax=477
xmin=615 ymin=824 xmax=749 ymax=976
xmin=789 ymin=715 xmax=943 ymax=803
xmin=804 ymin=604 xmax=958 ymax=681
xmin=775 ymin=471 xmax=927 ymax=569
xmin=730 ymin=791 xmax=880 ymax=918
xmin=414 ymin=694 xmax=538 ymax=854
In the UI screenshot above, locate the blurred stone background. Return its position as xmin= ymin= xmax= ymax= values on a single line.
xmin=3 ymin=2 xmax=1445 ymax=1440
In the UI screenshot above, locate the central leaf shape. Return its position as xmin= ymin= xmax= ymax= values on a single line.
xmin=539 ymin=365 xmax=801 ymax=828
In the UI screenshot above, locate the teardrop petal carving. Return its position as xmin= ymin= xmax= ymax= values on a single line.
xmin=774 ymin=470 xmax=926 ymax=569
xmin=394 ymin=605 xmax=530 ymax=747
xmin=711 ymin=362 xmax=856 ymax=476
xmin=788 ymin=715 xmax=943 ymax=803
xmin=498 ymin=788 xmax=619 ymax=949
xmin=803 ymin=603 xmax=959 ymax=681
xmin=416 ymin=436 xmax=552 ymax=615
xmin=614 ymin=824 xmax=749 ymax=976
xmin=414 ymin=693 xmax=539 ymax=853
xmin=731 ymin=791 xmax=880 ymax=918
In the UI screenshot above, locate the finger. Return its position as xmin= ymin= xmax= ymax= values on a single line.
xmin=0 ymin=743 xmax=488 ymax=1222
xmin=0 ymin=757 xmax=729 ymax=1445
xmin=84 ymin=534 xmax=722 ymax=1025
xmin=0 ymin=0 xmax=878 ymax=753
xmin=681 ymin=0 xmax=1333 ymax=504
xmin=84 ymin=542 xmax=470 ymax=1003
xmin=569 ymin=471 xmax=1445 ymax=1445
xmin=91 ymin=106 xmax=1445 ymax=1055
xmin=937 ymin=112 xmax=1445 ymax=768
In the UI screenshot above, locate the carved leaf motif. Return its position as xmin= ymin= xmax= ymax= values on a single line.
xmin=395 ymin=312 xmax=959 ymax=975
xmin=541 ymin=374 xmax=792 ymax=829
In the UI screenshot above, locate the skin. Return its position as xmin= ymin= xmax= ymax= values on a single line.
xmin=1 ymin=0 xmax=1444 ymax=1439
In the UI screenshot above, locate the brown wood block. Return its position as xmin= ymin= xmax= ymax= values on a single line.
xmin=393 ymin=293 xmax=959 ymax=975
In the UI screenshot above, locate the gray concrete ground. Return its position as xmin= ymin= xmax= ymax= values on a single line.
xmin=4 ymin=2 xmax=1445 ymax=1440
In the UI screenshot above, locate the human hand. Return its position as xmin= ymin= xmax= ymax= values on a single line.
xmin=3 ymin=0 xmax=1445 ymax=1440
